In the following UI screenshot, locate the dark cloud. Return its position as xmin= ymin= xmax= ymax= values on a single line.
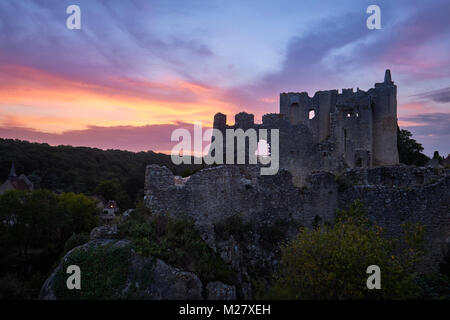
xmin=401 ymin=113 xmax=450 ymax=136
xmin=412 ymin=87 xmax=450 ymax=103
xmin=231 ymin=0 xmax=450 ymax=103
xmin=0 ymin=0 xmax=215 ymax=86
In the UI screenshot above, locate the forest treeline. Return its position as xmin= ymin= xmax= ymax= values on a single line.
xmin=0 ymin=139 xmax=203 ymax=209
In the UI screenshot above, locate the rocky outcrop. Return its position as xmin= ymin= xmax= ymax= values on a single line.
xmin=89 ymin=225 xmax=118 ymax=240
xmin=206 ymin=281 xmax=236 ymax=300
xmin=40 ymin=239 xmax=203 ymax=300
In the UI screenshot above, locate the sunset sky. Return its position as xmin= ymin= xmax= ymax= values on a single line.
xmin=0 ymin=0 xmax=449 ymax=156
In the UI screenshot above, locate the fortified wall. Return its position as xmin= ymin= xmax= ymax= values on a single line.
xmin=211 ymin=70 xmax=399 ymax=186
xmin=144 ymin=71 xmax=447 ymax=297
xmin=145 ymin=164 xmax=450 ymax=275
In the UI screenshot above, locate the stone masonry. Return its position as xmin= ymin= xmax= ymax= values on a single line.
xmin=144 ymin=71 xmax=448 ymax=297
xmin=211 ymin=70 xmax=399 ymax=186
xmin=145 ymin=164 xmax=449 ymax=276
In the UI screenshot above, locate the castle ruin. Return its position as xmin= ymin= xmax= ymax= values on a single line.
xmin=212 ymin=70 xmax=399 ymax=185
xmin=143 ymin=70 xmax=449 ymax=293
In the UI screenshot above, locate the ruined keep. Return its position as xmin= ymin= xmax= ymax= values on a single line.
xmin=212 ymin=70 xmax=399 ymax=185
xmin=142 ymin=70 xmax=449 ymax=298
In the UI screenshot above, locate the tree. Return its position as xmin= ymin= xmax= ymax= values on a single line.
xmin=397 ymin=127 xmax=429 ymax=166
xmin=0 ymin=189 xmax=98 ymax=257
xmin=94 ymin=179 xmax=121 ymax=201
xmin=0 ymin=189 xmax=99 ymax=299
xmin=23 ymin=189 xmax=62 ymax=254
xmin=269 ymin=201 xmax=424 ymax=299
xmin=0 ymin=190 xmax=28 ymax=256
xmin=58 ymin=192 xmax=99 ymax=234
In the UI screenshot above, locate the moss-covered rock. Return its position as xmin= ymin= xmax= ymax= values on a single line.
xmin=39 ymin=239 xmax=204 ymax=300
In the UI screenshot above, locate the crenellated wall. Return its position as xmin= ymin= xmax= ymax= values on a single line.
xmin=210 ymin=70 xmax=399 ymax=186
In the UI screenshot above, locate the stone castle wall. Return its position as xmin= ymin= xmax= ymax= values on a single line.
xmin=145 ymin=164 xmax=450 ymax=274
xmin=211 ymin=70 xmax=399 ymax=186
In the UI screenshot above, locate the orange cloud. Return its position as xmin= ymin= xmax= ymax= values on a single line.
xmin=0 ymin=63 xmax=236 ymax=133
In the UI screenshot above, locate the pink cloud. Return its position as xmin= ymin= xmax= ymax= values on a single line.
xmin=0 ymin=122 xmax=213 ymax=154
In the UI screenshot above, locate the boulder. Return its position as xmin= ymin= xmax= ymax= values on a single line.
xmin=39 ymin=239 xmax=203 ymax=300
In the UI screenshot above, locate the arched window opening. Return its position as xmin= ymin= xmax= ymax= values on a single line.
xmin=308 ymin=109 xmax=316 ymax=120
xmin=255 ymin=139 xmax=270 ymax=156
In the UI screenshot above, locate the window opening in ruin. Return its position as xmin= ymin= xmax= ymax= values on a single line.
xmin=356 ymin=112 xmax=359 ymax=117
xmin=291 ymin=103 xmax=299 ymax=108
xmin=356 ymin=158 xmax=362 ymax=167
xmin=308 ymin=109 xmax=316 ymax=120
xmin=255 ymin=139 xmax=270 ymax=156
xmin=347 ymin=113 xmax=351 ymax=118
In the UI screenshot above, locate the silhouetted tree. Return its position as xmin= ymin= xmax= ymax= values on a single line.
xmin=397 ymin=127 xmax=429 ymax=166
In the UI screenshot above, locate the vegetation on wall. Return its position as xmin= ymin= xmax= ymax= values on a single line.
xmin=119 ymin=203 xmax=237 ymax=287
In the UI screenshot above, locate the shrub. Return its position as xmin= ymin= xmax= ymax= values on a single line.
xmin=415 ymin=273 xmax=450 ymax=299
xmin=120 ymin=214 xmax=237 ymax=286
xmin=63 ymin=233 xmax=90 ymax=254
xmin=267 ymin=201 xmax=424 ymax=299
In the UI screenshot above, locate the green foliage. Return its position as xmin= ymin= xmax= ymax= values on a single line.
xmin=120 ymin=213 xmax=237 ymax=286
xmin=127 ymin=200 xmax=151 ymax=224
xmin=0 ymin=138 xmax=204 ymax=209
xmin=267 ymin=201 xmax=424 ymax=299
xmin=63 ymin=233 xmax=90 ymax=254
xmin=0 ymin=189 xmax=99 ymax=299
xmin=0 ymin=190 xmax=98 ymax=256
xmin=397 ymin=127 xmax=429 ymax=166
xmin=416 ymin=273 xmax=450 ymax=299
xmin=53 ymin=242 xmax=132 ymax=300
xmin=58 ymin=192 xmax=99 ymax=234
xmin=94 ymin=179 xmax=121 ymax=201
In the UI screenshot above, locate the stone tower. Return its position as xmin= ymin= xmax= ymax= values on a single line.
xmin=210 ymin=70 xmax=399 ymax=186
xmin=371 ymin=69 xmax=399 ymax=166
